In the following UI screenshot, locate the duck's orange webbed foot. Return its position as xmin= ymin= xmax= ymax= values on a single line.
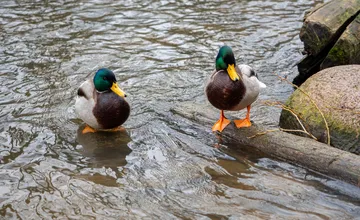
xmin=234 ymin=118 xmax=252 ymax=128
xmin=82 ymin=125 xmax=97 ymax=134
xmin=212 ymin=110 xmax=231 ymax=132
xmin=234 ymin=105 xmax=252 ymax=128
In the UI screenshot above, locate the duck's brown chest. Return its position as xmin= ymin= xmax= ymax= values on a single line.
xmin=93 ymin=92 xmax=130 ymax=129
xmin=206 ymin=71 xmax=246 ymax=110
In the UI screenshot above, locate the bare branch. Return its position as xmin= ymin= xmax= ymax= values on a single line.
xmin=273 ymin=72 xmax=330 ymax=145
xmin=261 ymin=100 xmax=317 ymax=140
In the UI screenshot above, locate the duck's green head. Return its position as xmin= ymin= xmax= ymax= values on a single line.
xmin=94 ymin=68 xmax=126 ymax=97
xmin=215 ymin=46 xmax=239 ymax=81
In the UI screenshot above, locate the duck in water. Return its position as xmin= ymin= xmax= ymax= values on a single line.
xmin=75 ymin=68 xmax=130 ymax=134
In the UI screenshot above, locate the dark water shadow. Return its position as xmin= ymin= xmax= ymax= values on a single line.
xmin=76 ymin=125 xmax=132 ymax=169
xmin=74 ymin=125 xmax=132 ymax=186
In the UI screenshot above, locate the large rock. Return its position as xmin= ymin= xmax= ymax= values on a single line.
xmin=280 ymin=65 xmax=360 ymax=154
xmin=295 ymin=0 xmax=360 ymax=85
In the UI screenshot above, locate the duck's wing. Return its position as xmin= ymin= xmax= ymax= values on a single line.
xmin=237 ymin=64 xmax=266 ymax=88
xmin=236 ymin=64 xmax=252 ymax=78
xmin=75 ymin=79 xmax=99 ymax=128
xmin=77 ymin=79 xmax=95 ymax=100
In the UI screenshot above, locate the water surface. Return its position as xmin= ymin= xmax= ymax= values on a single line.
xmin=1 ymin=0 xmax=360 ymax=219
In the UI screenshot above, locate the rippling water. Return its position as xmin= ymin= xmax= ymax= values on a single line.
xmin=1 ymin=0 xmax=359 ymax=219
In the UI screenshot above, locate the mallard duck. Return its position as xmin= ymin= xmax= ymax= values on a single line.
xmin=205 ymin=46 xmax=266 ymax=132
xmin=75 ymin=68 xmax=130 ymax=134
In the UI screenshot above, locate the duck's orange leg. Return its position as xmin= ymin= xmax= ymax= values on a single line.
xmin=234 ymin=105 xmax=252 ymax=128
xmin=212 ymin=110 xmax=231 ymax=132
xmin=82 ymin=124 xmax=97 ymax=134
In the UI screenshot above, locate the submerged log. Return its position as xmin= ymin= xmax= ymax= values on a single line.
xmin=172 ymin=102 xmax=360 ymax=187
xmin=294 ymin=0 xmax=360 ymax=85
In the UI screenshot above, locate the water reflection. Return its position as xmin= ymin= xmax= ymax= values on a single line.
xmin=76 ymin=125 xmax=132 ymax=169
xmin=1 ymin=0 xmax=360 ymax=219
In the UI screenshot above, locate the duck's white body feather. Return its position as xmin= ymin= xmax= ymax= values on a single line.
xmin=230 ymin=64 xmax=266 ymax=111
xmin=75 ymin=79 xmax=100 ymax=129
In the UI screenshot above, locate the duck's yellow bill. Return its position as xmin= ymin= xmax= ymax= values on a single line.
xmin=227 ymin=64 xmax=240 ymax=81
xmin=111 ymin=82 xmax=126 ymax=98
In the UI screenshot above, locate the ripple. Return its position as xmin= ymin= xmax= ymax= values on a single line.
xmin=1 ymin=0 xmax=358 ymax=219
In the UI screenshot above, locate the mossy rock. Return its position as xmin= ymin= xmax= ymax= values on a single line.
xmin=280 ymin=65 xmax=360 ymax=154
xmin=300 ymin=0 xmax=360 ymax=57
xmin=321 ymin=13 xmax=360 ymax=69
xmin=295 ymin=0 xmax=360 ymax=86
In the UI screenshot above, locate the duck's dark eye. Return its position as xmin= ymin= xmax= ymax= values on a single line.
xmin=103 ymin=76 xmax=107 ymax=80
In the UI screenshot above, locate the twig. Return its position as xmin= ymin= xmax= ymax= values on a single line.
xmin=261 ymin=100 xmax=318 ymax=140
xmin=247 ymin=102 xmax=318 ymax=140
xmin=279 ymin=128 xmax=316 ymax=137
xmin=281 ymin=106 xmax=318 ymax=140
xmin=274 ymin=73 xmax=330 ymax=145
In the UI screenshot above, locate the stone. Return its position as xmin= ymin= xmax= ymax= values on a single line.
xmin=280 ymin=65 xmax=360 ymax=154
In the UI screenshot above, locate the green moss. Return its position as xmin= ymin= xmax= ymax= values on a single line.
xmin=326 ymin=42 xmax=348 ymax=64
xmin=282 ymin=86 xmax=358 ymax=141
xmin=336 ymin=9 xmax=353 ymax=24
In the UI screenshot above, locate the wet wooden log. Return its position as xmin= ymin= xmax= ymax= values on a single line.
xmin=172 ymin=102 xmax=360 ymax=187
xmin=321 ymin=14 xmax=360 ymax=69
xmin=294 ymin=0 xmax=360 ymax=85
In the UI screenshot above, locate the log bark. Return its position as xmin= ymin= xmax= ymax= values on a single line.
xmin=172 ymin=102 xmax=360 ymax=187
xmin=294 ymin=0 xmax=360 ymax=86
xmin=321 ymin=14 xmax=360 ymax=69
xmin=299 ymin=0 xmax=360 ymax=57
